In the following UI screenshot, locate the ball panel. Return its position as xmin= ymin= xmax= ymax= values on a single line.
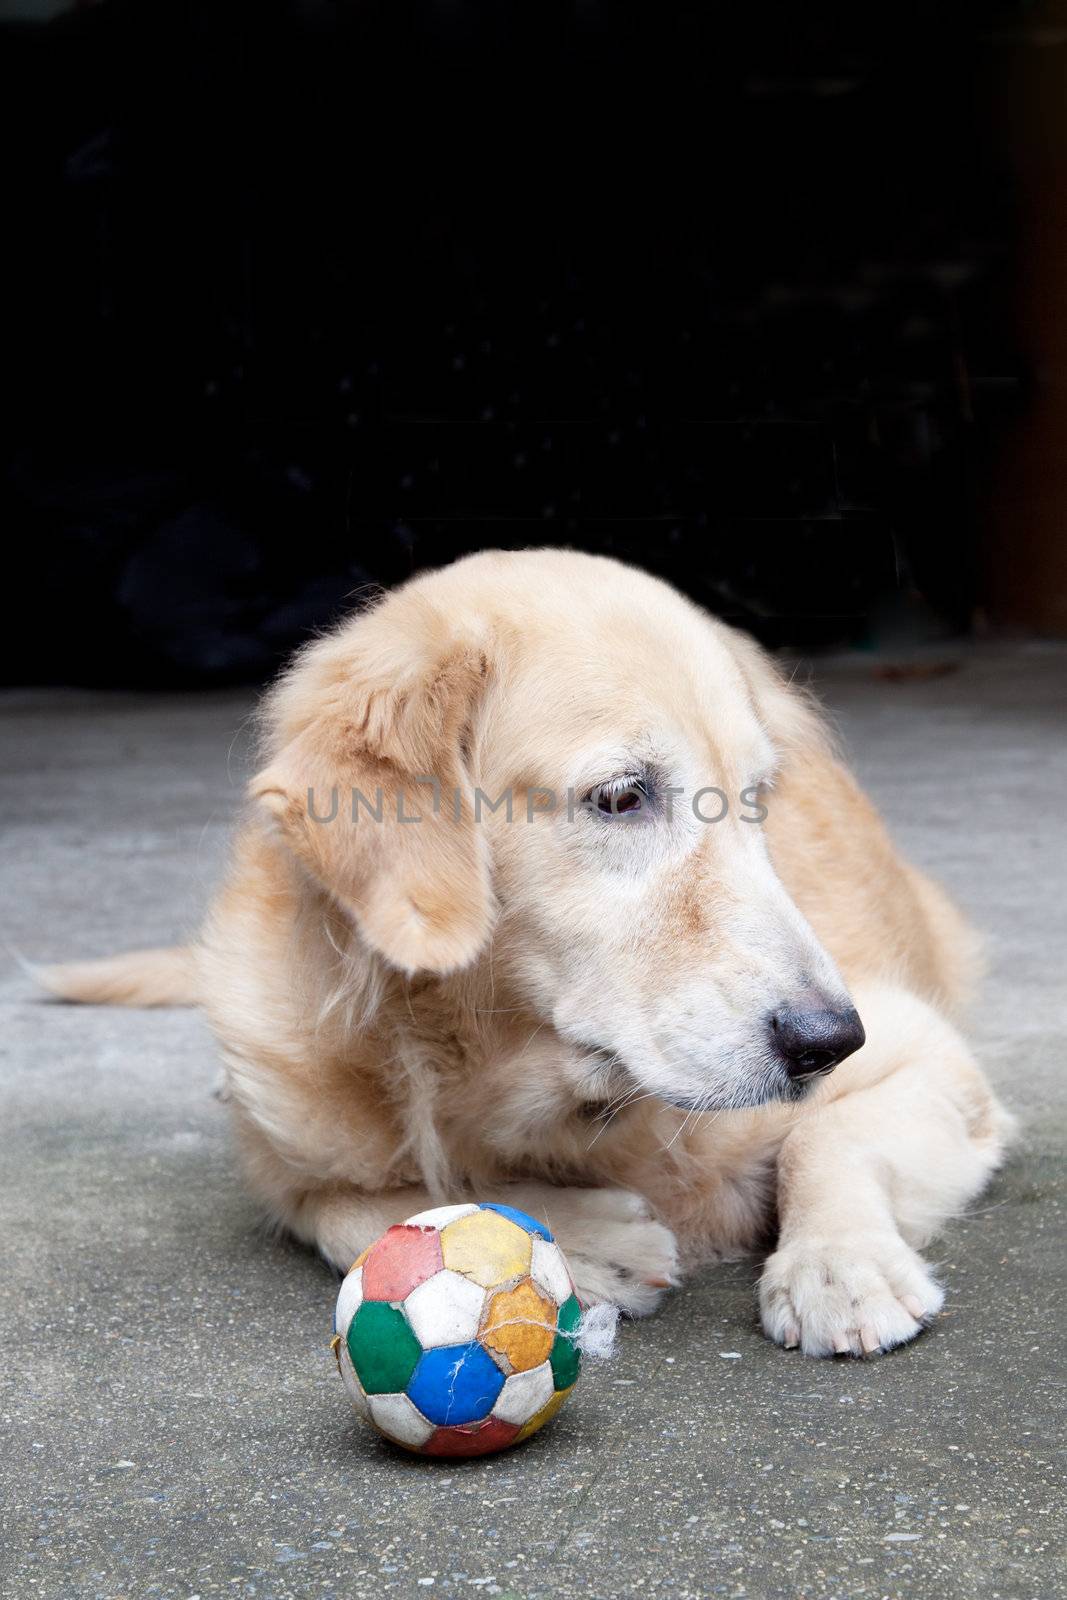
xmin=348 ymin=1301 xmax=422 ymax=1394
xmin=366 ymin=1392 xmax=436 ymax=1450
xmin=335 ymin=1339 xmax=370 ymax=1419
xmin=440 ymin=1209 xmax=532 ymax=1288
xmin=481 ymin=1278 xmax=555 ymax=1372
xmin=405 ymin=1202 xmax=480 ymax=1228
xmin=334 ymin=1265 xmax=364 ymax=1336
xmin=404 ymin=1269 xmax=486 ymax=1348
xmin=421 ymin=1417 xmax=521 ymax=1458
xmin=407 ymin=1341 xmax=506 ymax=1426
xmin=361 ymin=1225 xmax=443 ymax=1303
xmin=515 ymin=1384 xmax=573 ymax=1443
xmin=549 ymin=1294 xmax=582 ymax=1390
xmin=529 ymin=1237 xmax=573 ymax=1305
xmin=491 ymin=1359 xmax=555 ymax=1425
xmin=479 ymin=1202 xmax=553 ymax=1240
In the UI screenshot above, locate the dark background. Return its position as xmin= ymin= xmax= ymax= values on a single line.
xmin=3 ymin=0 xmax=1062 ymax=689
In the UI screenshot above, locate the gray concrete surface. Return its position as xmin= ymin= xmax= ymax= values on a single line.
xmin=1 ymin=644 xmax=1064 ymax=1600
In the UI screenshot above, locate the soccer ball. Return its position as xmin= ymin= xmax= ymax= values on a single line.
xmin=333 ymin=1202 xmax=582 ymax=1457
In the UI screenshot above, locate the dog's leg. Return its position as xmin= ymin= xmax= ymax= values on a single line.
xmin=231 ymin=1093 xmax=680 ymax=1312
xmin=290 ymin=1185 xmax=441 ymax=1273
xmin=494 ymin=1181 xmax=680 ymax=1316
xmin=759 ymin=983 xmax=1014 ymax=1357
xmin=288 ymin=1180 xmax=678 ymax=1316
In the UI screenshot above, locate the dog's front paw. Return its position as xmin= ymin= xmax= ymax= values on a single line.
xmin=759 ymin=1232 xmax=944 ymax=1357
xmin=560 ymin=1192 xmax=680 ymax=1318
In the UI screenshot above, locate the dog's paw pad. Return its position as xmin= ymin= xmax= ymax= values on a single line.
xmin=759 ymin=1233 xmax=944 ymax=1358
xmin=566 ymin=1215 xmax=679 ymax=1318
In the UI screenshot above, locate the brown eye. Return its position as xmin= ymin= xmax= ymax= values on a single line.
xmin=587 ymin=778 xmax=648 ymax=817
xmin=604 ymin=786 xmax=643 ymax=814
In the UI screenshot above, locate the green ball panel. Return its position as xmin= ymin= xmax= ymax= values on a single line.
xmin=557 ymin=1293 xmax=581 ymax=1334
xmin=347 ymin=1301 xmax=421 ymax=1395
xmin=549 ymin=1294 xmax=582 ymax=1391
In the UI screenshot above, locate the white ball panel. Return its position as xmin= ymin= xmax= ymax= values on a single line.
xmin=529 ymin=1237 xmax=572 ymax=1305
xmin=334 ymin=1266 xmax=364 ymax=1336
xmin=404 ymin=1269 xmax=486 ymax=1347
xmin=367 ymin=1392 xmax=435 ymax=1448
xmin=491 ymin=1360 xmax=555 ymax=1425
xmin=404 ymin=1202 xmax=480 ymax=1229
xmin=337 ymin=1341 xmax=370 ymax=1419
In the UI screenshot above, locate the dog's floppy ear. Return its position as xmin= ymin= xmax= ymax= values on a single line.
xmin=250 ymin=597 xmax=495 ymax=975
xmin=722 ymin=624 xmax=833 ymax=760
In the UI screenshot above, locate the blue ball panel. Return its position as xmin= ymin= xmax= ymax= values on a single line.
xmin=480 ymin=1202 xmax=554 ymax=1241
xmin=407 ymin=1342 xmax=506 ymax=1426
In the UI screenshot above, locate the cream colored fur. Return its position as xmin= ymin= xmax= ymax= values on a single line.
xmin=44 ymin=549 xmax=1014 ymax=1356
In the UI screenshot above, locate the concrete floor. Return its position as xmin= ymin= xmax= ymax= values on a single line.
xmin=2 ymin=644 xmax=1064 ymax=1600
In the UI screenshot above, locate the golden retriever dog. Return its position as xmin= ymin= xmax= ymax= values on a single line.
xmin=43 ymin=549 xmax=1014 ymax=1356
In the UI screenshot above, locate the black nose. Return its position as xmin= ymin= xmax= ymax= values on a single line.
xmin=770 ymin=1005 xmax=865 ymax=1078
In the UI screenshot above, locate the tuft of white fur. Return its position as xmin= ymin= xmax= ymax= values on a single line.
xmin=574 ymin=1301 xmax=620 ymax=1359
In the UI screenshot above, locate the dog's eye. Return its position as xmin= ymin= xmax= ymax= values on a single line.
xmin=585 ymin=777 xmax=649 ymax=817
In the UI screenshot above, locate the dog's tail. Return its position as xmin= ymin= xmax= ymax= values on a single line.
xmin=31 ymin=945 xmax=198 ymax=1008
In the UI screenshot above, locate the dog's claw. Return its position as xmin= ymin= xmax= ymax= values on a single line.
xmin=759 ymin=1232 xmax=946 ymax=1358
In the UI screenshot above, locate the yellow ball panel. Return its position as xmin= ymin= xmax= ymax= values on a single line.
xmin=481 ymin=1278 xmax=555 ymax=1371
xmin=440 ymin=1208 xmax=532 ymax=1288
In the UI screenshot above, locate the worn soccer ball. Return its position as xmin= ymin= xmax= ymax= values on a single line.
xmin=332 ymin=1202 xmax=582 ymax=1457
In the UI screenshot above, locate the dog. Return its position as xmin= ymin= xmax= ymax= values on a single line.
xmin=42 ymin=549 xmax=1014 ymax=1355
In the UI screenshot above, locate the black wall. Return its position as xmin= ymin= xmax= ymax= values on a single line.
xmin=1 ymin=1 xmax=1026 ymax=686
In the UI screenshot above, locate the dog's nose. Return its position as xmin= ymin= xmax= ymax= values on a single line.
xmin=770 ymin=1005 xmax=865 ymax=1078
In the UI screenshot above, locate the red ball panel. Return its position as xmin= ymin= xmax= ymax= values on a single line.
xmin=361 ymin=1225 xmax=444 ymax=1302
xmin=421 ymin=1416 xmax=521 ymax=1458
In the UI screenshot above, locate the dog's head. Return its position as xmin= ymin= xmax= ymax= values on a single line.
xmin=252 ymin=550 xmax=863 ymax=1111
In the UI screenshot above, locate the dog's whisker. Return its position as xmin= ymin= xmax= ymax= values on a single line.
xmin=591 ymin=1085 xmax=636 ymax=1123
xmin=515 ymin=1021 xmax=548 ymax=1061
xmin=661 ymin=1107 xmax=695 ymax=1155
xmin=575 ymin=1048 xmax=627 ymax=1093
xmin=585 ymin=1088 xmax=658 ymax=1149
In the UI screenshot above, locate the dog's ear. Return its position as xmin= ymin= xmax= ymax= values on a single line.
xmin=250 ymin=599 xmax=495 ymax=975
xmin=722 ymin=624 xmax=833 ymax=760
